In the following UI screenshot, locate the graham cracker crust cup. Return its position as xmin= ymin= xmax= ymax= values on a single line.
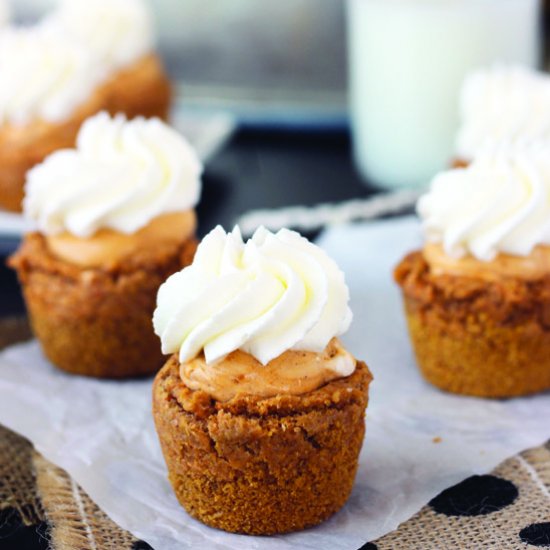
xmin=8 ymin=233 xmax=197 ymax=378
xmin=103 ymin=54 xmax=172 ymax=122
xmin=394 ymin=251 xmax=550 ymax=398
xmin=152 ymin=354 xmax=372 ymax=535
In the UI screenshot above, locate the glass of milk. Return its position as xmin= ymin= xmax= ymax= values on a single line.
xmin=347 ymin=0 xmax=542 ymax=189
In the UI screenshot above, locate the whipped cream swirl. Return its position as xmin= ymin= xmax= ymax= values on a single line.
xmin=456 ymin=66 xmax=550 ymax=159
xmin=24 ymin=112 xmax=202 ymax=237
xmin=418 ymin=142 xmax=550 ymax=261
xmin=153 ymin=226 xmax=353 ymax=366
xmin=48 ymin=0 xmax=154 ymax=71
xmin=0 ymin=27 xmax=104 ymax=125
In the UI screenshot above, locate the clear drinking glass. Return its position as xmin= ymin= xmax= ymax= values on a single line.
xmin=347 ymin=0 xmax=542 ymax=189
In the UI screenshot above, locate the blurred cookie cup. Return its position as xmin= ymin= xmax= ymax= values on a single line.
xmin=0 ymin=0 xmax=172 ymax=212
xmin=0 ymin=28 xmax=106 ymax=211
xmin=152 ymin=226 xmax=372 ymax=535
xmin=9 ymin=112 xmax=202 ymax=378
xmin=395 ymin=143 xmax=550 ymax=398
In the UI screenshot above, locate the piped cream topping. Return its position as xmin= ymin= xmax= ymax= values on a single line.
xmin=456 ymin=65 xmax=550 ymax=160
xmin=418 ymin=142 xmax=550 ymax=262
xmin=0 ymin=27 xmax=105 ymax=126
xmin=153 ymin=225 xmax=353 ymax=367
xmin=24 ymin=112 xmax=202 ymax=238
xmin=46 ymin=0 xmax=154 ymax=71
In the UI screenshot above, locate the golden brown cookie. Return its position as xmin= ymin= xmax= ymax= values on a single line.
xmin=9 ymin=233 xmax=196 ymax=378
xmin=103 ymin=54 xmax=172 ymax=121
xmin=152 ymin=354 xmax=372 ymax=535
xmin=394 ymin=251 xmax=550 ymax=397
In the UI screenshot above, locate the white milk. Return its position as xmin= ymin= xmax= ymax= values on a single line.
xmin=348 ymin=0 xmax=541 ymax=189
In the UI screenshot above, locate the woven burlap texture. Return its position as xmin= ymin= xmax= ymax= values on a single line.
xmin=0 ymin=424 xmax=44 ymax=527
xmin=0 ymin=316 xmax=42 ymax=527
xmin=0 ymin=317 xmax=142 ymax=549
xmin=374 ymin=443 xmax=550 ymax=549
xmin=33 ymin=451 xmax=139 ymax=550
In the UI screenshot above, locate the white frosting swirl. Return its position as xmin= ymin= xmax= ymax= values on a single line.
xmin=0 ymin=27 xmax=104 ymax=125
xmin=48 ymin=0 xmax=154 ymax=71
xmin=456 ymin=66 xmax=550 ymax=159
xmin=24 ymin=112 xmax=202 ymax=237
xmin=153 ymin=226 xmax=353 ymax=366
xmin=418 ymin=142 xmax=550 ymax=261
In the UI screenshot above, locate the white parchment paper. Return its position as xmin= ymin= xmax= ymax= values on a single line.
xmin=1 ymin=216 xmax=549 ymax=549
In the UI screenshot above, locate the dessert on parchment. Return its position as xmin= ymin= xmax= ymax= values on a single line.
xmin=152 ymin=225 xmax=372 ymax=534
xmin=9 ymin=112 xmax=201 ymax=378
xmin=395 ymin=143 xmax=550 ymax=397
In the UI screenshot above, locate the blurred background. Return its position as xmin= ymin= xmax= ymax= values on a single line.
xmin=0 ymin=0 xmax=549 ymax=353
xmin=12 ymin=0 xmax=549 ymax=183
xmin=2 ymin=0 xmax=549 ymax=234
xmin=13 ymin=0 xmax=348 ymax=127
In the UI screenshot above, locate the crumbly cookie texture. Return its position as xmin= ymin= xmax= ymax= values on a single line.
xmin=9 ymin=233 xmax=196 ymax=378
xmin=395 ymin=251 xmax=550 ymax=397
xmin=153 ymin=354 xmax=372 ymax=535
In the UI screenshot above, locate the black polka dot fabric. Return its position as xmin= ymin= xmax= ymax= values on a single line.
xmin=0 ymin=507 xmax=49 ymax=550
xmin=429 ymin=475 xmax=519 ymax=517
xmin=132 ymin=540 xmax=154 ymax=550
xmin=519 ymin=522 xmax=550 ymax=547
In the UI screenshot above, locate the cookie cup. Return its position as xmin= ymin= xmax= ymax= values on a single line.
xmin=152 ymin=354 xmax=372 ymax=535
xmin=103 ymin=54 xmax=172 ymax=121
xmin=9 ymin=233 xmax=196 ymax=378
xmin=394 ymin=251 xmax=550 ymax=397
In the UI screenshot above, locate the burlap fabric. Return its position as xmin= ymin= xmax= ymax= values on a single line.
xmin=0 ymin=318 xmax=148 ymax=550
xmin=1 ymin=317 xmax=549 ymax=549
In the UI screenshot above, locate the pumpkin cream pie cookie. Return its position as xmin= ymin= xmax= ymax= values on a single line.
xmin=9 ymin=112 xmax=202 ymax=378
xmin=395 ymin=143 xmax=550 ymax=397
xmin=152 ymin=226 xmax=372 ymax=535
